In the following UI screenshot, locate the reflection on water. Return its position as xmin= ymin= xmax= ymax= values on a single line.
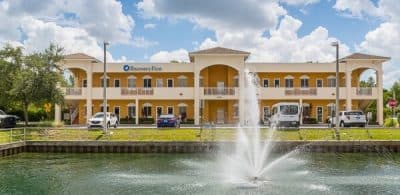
xmin=0 ymin=153 xmax=400 ymax=194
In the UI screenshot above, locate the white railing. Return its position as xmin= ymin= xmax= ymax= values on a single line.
xmin=356 ymin=87 xmax=373 ymax=95
xmin=65 ymin=88 xmax=82 ymax=95
xmin=121 ymin=88 xmax=154 ymax=95
xmin=285 ymin=88 xmax=317 ymax=96
xmin=203 ymin=87 xmax=236 ymax=96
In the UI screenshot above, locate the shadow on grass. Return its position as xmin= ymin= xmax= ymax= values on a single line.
xmin=95 ymin=134 xmax=103 ymax=140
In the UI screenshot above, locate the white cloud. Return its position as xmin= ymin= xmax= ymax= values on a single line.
xmin=335 ymin=0 xmax=400 ymax=88
xmin=137 ymin=0 xmax=286 ymax=33
xmin=149 ymin=49 xmax=189 ymax=62
xmin=20 ymin=17 xmax=113 ymax=61
xmin=280 ymin=0 xmax=319 ymax=6
xmin=198 ymin=15 xmax=350 ymax=62
xmin=0 ymin=0 xmax=139 ymax=62
xmin=357 ymin=22 xmax=400 ymax=87
xmin=144 ymin=23 xmax=156 ymax=29
xmin=3 ymin=0 xmax=135 ymax=44
xmin=132 ymin=37 xmax=158 ymax=48
xmin=333 ymin=0 xmax=379 ymax=18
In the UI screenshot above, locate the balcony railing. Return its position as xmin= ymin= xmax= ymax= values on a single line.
xmin=65 ymin=88 xmax=82 ymax=95
xmin=203 ymin=87 xmax=236 ymax=96
xmin=356 ymin=87 xmax=372 ymax=95
xmin=121 ymin=88 xmax=154 ymax=95
xmin=285 ymin=88 xmax=317 ymax=96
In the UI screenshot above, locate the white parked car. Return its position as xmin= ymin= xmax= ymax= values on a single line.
xmin=87 ymin=112 xmax=119 ymax=129
xmin=328 ymin=111 xmax=367 ymax=127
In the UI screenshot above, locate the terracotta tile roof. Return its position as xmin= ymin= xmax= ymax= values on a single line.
xmin=189 ymin=47 xmax=250 ymax=55
xmin=64 ymin=53 xmax=99 ymax=61
xmin=341 ymin=53 xmax=390 ymax=61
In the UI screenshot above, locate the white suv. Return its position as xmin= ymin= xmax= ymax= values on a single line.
xmin=328 ymin=111 xmax=367 ymax=127
xmin=88 ymin=112 xmax=119 ymax=129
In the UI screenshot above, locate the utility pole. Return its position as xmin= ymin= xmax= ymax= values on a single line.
xmin=103 ymin=41 xmax=109 ymax=134
xmin=331 ymin=41 xmax=340 ymax=140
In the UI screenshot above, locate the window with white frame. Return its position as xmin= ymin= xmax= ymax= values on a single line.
xmin=178 ymin=103 xmax=187 ymax=120
xmin=156 ymin=79 xmax=163 ymax=87
xmin=300 ymin=76 xmax=309 ymax=88
xmin=128 ymin=105 xmax=136 ymax=118
xmin=167 ymin=106 xmax=173 ymax=115
xmin=285 ymin=75 xmax=294 ymax=88
xmin=143 ymin=76 xmax=152 ymax=88
xmin=128 ymin=76 xmax=136 ymax=88
xmin=316 ymin=79 xmax=323 ymax=88
xmin=177 ymin=76 xmax=187 ymax=87
xmin=114 ymin=79 xmax=120 ymax=87
xmin=327 ymin=76 xmax=336 ymax=87
xmin=263 ymin=79 xmax=269 ymax=88
xmin=167 ymin=79 xmax=174 ymax=87
xmin=142 ymin=104 xmax=152 ymax=118
xmin=83 ymin=79 xmax=87 ymax=87
xmin=274 ymin=79 xmax=280 ymax=88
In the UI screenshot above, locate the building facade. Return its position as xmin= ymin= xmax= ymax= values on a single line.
xmin=55 ymin=47 xmax=389 ymax=125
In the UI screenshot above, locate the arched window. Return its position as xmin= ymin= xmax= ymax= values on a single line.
xmin=300 ymin=75 xmax=309 ymax=88
xmin=284 ymin=75 xmax=294 ymax=88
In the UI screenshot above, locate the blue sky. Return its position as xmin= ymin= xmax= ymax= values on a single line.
xmin=0 ymin=0 xmax=398 ymax=87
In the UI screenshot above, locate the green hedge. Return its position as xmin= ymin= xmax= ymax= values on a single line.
xmin=119 ymin=117 xmax=137 ymax=124
xmin=8 ymin=110 xmax=48 ymax=122
xmin=303 ymin=118 xmax=317 ymax=124
xmin=181 ymin=118 xmax=194 ymax=124
xmin=139 ymin=118 xmax=154 ymax=124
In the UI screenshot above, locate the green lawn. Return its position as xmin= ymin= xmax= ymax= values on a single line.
xmin=2 ymin=128 xmax=400 ymax=144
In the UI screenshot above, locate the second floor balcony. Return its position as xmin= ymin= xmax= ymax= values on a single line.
xmin=63 ymin=86 xmax=379 ymax=100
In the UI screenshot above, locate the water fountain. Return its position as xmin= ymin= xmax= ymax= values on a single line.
xmin=221 ymin=69 xmax=300 ymax=186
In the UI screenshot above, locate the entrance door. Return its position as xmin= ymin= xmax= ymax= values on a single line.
xmin=156 ymin=106 xmax=163 ymax=118
xmin=216 ymin=108 xmax=225 ymax=124
xmin=217 ymin=82 xmax=225 ymax=95
xmin=114 ymin=107 xmax=120 ymax=120
xmin=316 ymin=106 xmax=323 ymax=123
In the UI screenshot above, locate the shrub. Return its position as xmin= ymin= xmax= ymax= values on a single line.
xmin=139 ymin=118 xmax=154 ymax=124
xmin=303 ymin=118 xmax=317 ymax=124
xmin=119 ymin=117 xmax=137 ymax=124
xmin=181 ymin=118 xmax=194 ymax=124
xmin=384 ymin=118 xmax=399 ymax=127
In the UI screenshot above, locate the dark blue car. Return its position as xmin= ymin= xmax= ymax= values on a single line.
xmin=157 ymin=114 xmax=180 ymax=128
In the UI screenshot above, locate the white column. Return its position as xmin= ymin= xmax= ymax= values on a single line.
xmin=239 ymin=70 xmax=245 ymax=125
xmin=194 ymin=70 xmax=200 ymax=125
xmin=54 ymin=104 xmax=61 ymax=123
xmin=377 ymin=68 xmax=384 ymax=125
xmin=345 ymin=67 xmax=352 ymax=111
xmin=135 ymin=98 xmax=139 ymax=125
xmin=299 ymin=99 xmax=303 ymax=125
xmin=86 ymin=70 xmax=93 ymax=123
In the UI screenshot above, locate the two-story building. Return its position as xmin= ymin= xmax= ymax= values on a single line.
xmin=55 ymin=47 xmax=389 ymax=126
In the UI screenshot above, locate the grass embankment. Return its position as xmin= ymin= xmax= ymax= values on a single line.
xmin=2 ymin=128 xmax=400 ymax=144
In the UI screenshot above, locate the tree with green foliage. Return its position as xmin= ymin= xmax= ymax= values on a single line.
xmin=0 ymin=44 xmax=65 ymax=126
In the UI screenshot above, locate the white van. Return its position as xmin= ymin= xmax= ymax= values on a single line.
xmin=270 ymin=102 xmax=300 ymax=129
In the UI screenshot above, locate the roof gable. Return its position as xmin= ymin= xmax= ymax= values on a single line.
xmin=189 ymin=47 xmax=250 ymax=55
xmin=341 ymin=53 xmax=390 ymax=61
xmin=64 ymin=53 xmax=100 ymax=61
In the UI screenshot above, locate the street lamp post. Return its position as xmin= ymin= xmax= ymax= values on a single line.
xmin=103 ymin=41 xmax=109 ymax=134
xmin=331 ymin=41 xmax=340 ymax=140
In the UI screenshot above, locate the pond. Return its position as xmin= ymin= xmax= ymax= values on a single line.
xmin=0 ymin=153 xmax=399 ymax=194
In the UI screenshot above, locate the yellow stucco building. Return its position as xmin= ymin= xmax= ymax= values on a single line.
xmin=55 ymin=47 xmax=389 ymax=125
